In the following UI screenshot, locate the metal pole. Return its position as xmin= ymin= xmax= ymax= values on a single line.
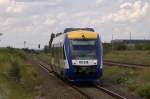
xmin=130 ymin=32 xmax=131 ymax=40
xmin=112 ymin=34 xmax=113 ymax=51
xmin=112 ymin=34 xmax=114 ymax=41
xmin=24 ymin=41 xmax=26 ymax=48
xmin=129 ymin=32 xmax=131 ymax=44
xmin=0 ymin=33 xmax=3 ymax=47
xmin=38 ymin=44 xmax=40 ymax=49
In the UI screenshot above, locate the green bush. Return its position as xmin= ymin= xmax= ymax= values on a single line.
xmin=0 ymin=48 xmax=35 ymax=98
xmin=128 ymin=83 xmax=139 ymax=91
xmin=103 ymin=66 xmax=138 ymax=87
xmin=106 ymin=71 xmax=130 ymax=85
xmin=103 ymin=43 xmax=112 ymax=55
xmin=148 ymin=51 xmax=150 ymax=55
xmin=136 ymin=85 xmax=150 ymax=99
xmin=20 ymin=64 xmax=35 ymax=91
xmin=135 ymin=44 xmax=145 ymax=50
xmin=8 ymin=61 xmax=21 ymax=82
xmin=135 ymin=44 xmax=150 ymax=50
xmin=144 ymin=45 xmax=150 ymax=50
xmin=113 ymin=44 xmax=127 ymax=50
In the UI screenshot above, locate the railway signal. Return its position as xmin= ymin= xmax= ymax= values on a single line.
xmin=38 ymin=44 xmax=40 ymax=49
xmin=24 ymin=41 xmax=26 ymax=48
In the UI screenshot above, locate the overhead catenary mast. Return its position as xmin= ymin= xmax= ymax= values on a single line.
xmin=24 ymin=41 xmax=26 ymax=48
xmin=0 ymin=33 xmax=3 ymax=46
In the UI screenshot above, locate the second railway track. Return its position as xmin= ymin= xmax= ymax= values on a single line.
xmin=103 ymin=60 xmax=149 ymax=69
xmin=33 ymin=56 xmax=127 ymax=99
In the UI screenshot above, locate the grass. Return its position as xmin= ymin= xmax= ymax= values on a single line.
xmin=104 ymin=50 xmax=150 ymax=65
xmin=103 ymin=66 xmax=150 ymax=99
xmin=38 ymin=52 xmax=51 ymax=64
xmin=0 ymin=48 xmax=36 ymax=99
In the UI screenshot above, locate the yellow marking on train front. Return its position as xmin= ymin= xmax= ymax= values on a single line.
xmin=67 ymin=30 xmax=98 ymax=39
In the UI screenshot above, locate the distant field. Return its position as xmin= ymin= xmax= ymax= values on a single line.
xmin=0 ymin=48 xmax=35 ymax=99
xmin=104 ymin=50 xmax=150 ymax=66
xmin=103 ymin=66 xmax=150 ymax=99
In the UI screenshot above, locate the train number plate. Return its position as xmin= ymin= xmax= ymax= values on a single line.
xmin=79 ymin=61 xmax=88 ymax=64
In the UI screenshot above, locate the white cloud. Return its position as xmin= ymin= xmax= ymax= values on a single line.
xmin=0 ymin=0 xmax=27 ymax=13
xmin=96 ymin=0 xmax=104 ymax=7
xmin=0 ymin=0 xmax=10 ymax=5
xmin=44 ymin=16 xmax=57 ymax=25
xmin=120 ymin=2 xmax=132 ymax=8
xmin=15 ymin=0 xmax=64 ymax=6
xmin=3 ymin=18 xmax=16 ymax=25
xmin=47 ymin=0 xmax=64 ymax=6
xmin=100 ymin=0 xmax=150 ymax=23
xmin=6 ymin=3 xmax=26 ymax=13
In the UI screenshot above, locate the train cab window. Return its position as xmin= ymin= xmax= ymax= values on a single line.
xmin=70 ymin=39 xmax=98 ymax=60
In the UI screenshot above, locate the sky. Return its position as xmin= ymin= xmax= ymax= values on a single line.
xmin=0 ymin=0 xmax=150 ymax=49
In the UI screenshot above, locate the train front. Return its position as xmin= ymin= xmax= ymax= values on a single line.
xmin=64 ymin=31 xmax=103 ymax=82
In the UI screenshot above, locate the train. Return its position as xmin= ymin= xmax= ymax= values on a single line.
xmin=50 ymin=28 xmax=103 ymax=82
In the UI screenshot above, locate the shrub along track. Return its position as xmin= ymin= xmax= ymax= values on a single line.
xmin=33 ymin=56 xmax=127 ymax=99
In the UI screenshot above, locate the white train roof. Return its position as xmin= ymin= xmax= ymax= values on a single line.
xmin=51 ymin=33 xmax=66 ymax=47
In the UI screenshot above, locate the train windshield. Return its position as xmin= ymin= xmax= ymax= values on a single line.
xmin=70 ymin=39 xmax=97 ymax=60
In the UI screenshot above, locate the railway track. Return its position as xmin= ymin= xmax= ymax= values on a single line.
xmin=93 ymin=84 xmax=126 ymax=99
xmin=103 ymin=60 xmax=149 ymax=69
xmin=33 ymin=57 xmax=127 ymax=99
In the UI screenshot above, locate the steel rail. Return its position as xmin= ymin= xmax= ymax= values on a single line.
xmin=35 ymin=58 xmax=127 ymax=99
xmin=94 ymin=84 xmax=126 ymax=99
xmin=36 ymin=60 xmax=93 ymax=99
xmin=103 ymin=60 xmax=148 ymax=69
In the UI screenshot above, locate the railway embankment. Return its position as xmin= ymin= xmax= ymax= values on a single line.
xmin=0 ymin=48 xmax=88 ymax=99
xmin=103 ymin=66 xmax=150 ymax=99
xmin=0 ymin=48 xmax=35 ymax=99
xmin=103 ymin=50 xmax=150 ymax=99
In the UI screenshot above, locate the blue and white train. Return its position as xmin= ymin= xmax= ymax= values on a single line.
xmin=50 ymin=28 xmax=103 ymax=82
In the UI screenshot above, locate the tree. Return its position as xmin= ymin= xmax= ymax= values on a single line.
xmin=114 ymin=44 xmax=127 ymax=50
xmin=0 ymin=33 xmax=2 ymax=36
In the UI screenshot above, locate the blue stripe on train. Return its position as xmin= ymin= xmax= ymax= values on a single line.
xmin=97 ymin=35 xmax=102 ymax=75
xmin=64 ymin=36 xmax=72 ymax=78
xmin=64 ymin=68 xmax=102 ymax=81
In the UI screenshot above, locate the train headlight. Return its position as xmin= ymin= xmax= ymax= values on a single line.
xmin=93 ymin=60 xmax=97 ymax=65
